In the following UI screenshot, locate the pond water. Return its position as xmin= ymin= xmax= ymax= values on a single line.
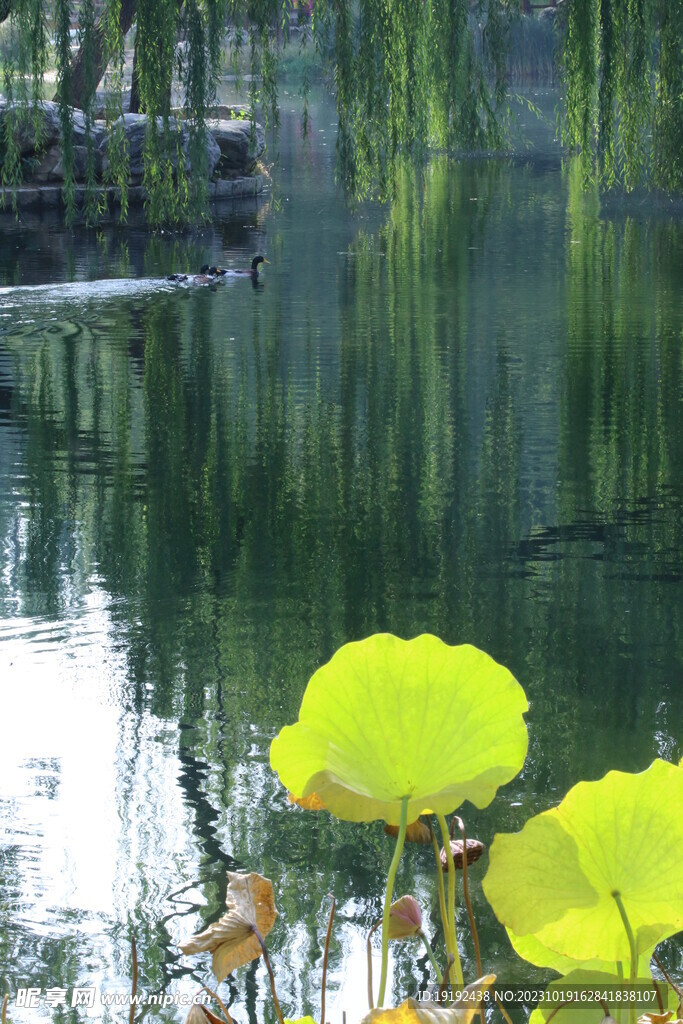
xmin=0 ymin=89 xmax=681 ymax=1022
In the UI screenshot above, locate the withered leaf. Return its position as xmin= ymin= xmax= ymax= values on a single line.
xmin=180 ymin=872 xmax=277 ymax=982
xmin=183 ymin=1007 xmax=226 ymax=1024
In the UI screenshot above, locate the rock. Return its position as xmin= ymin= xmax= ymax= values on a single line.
xmin=52 ymin=145 xmax=100 ymax=182
xmin=170 ymin=104 xmax=251 ymax=122
xmin=210 ymin=104 xmax=251 ymax=121
xmin=207 ymin=118 xmax=265 ymax=174
xmin=0 ymin=98 xmax=263 ymax=205
xmin=92 ymin=90 xmax=133 ymax=119
xmin=0 ymin=100 xmax=105 ymax=157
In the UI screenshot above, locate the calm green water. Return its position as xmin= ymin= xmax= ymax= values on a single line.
xmin=0 ymin=91 xmax=681 ymax=1021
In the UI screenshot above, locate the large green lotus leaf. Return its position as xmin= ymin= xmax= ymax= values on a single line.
xmin=507 ymin=928 xmax=654 ymax=976
xmin=527 ymin=969 xmax=676 ymax=1024
xmin=270 ymin=634 xmax=528 ymax=824
xmin=483 ymin=760 xmax=683 ymax=962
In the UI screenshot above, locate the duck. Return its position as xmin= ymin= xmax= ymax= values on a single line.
xmin=204 ymin=256 xmax=270 ymax=279
xmin=232 ymin=255 xmax=270 ymax=278
xmin=167 ymin=265 xmax=217 ymax=285
xmin=166 ymin=257 xmax=269 ymax=286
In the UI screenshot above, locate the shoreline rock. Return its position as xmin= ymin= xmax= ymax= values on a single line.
xmin=0 ymin=98 xmax=266 ymax=209
xmin=0 ymin=174 xmax=265 ymax=216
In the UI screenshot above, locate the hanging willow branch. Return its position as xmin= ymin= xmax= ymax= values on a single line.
xmin=54 ymin=0 xmax=76 ymax=218
xmin=1 ymin=0 xmax=681 ymax=226
xmin=558 ymin=0 xmax=681 ymax=190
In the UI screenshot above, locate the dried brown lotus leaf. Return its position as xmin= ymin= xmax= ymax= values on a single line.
xmin=179 ymin=872 xmax=277 ymax=982
xmin=385 ymin=817 xmax=431 ymax=843
xmin=183 ymin=1008 xmax=220 ymax=1024
xmin=201 ymin=1010 xmax=230 ymax=1024
xmin=287 ymin=791 xmax=326 ymax=811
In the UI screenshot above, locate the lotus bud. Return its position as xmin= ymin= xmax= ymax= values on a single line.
xmin=440 ymin=837 xmax=485 ymax=871
xmin=384 ymin=817 xmax=431 ymax=843
xmin=387 ymin=895 xmax=423 ymax=939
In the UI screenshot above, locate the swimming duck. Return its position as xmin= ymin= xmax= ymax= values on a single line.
xmin=167 ymin=258 xmax=269 ymax=285
xmin=167 ymin=265 xmax=216 ymax=285
xmin=203 ymin=257 xmax=269 ymax=278
xmin=234 ymin=256 xmax=269 ymax=278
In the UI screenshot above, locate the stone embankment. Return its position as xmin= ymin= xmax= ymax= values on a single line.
xmin=0 ymin=99 xmax=266 ymax=213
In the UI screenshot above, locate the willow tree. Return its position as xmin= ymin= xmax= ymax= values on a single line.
xmin=561 ymin=0 xmax=683 ymax=190
xmin=0 ymin=0 xmax=681 ymax=226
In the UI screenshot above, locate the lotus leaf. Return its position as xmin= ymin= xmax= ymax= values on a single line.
xmin=361 ymin=976 xmax=496 ymax=1024
xmin=270 ymin=634 xmax=528 ymax=824
xmin=179 ymin=872 xmax=277 ymax=982
xmin=483 ymin=760 xmax=683 ymax=963
xmin=527 ymin=969 xmax=676 ymax=1024
xmin=506 ymin=928 xmax=654 ymax=976
xmin=284 ymin=1018 xmax=318 ymax=1024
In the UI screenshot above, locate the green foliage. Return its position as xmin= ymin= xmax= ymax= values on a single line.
xmin=654 ymin=1 xmax=683 ymax=190
xmin=528 ymin=970 xmax=677 ymax=1024
xmin=102 ymin=0 xmax=130 ymax=218
xmin=483 ymin=759 xmax=683 ymax=967
xmin=559 ymin=0 xmax=683 ymax=189
xmin=2 ymin=0 xmax=680 ymax=226
xmin=54 ymin=0 xmax=75 ymax=219
xmin=79 ymin=0 xmax=100 ymax=223
xmin=270 ymin=633 xmax=528 ymax=824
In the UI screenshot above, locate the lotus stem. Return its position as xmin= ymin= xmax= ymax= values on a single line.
xmin=429 ymin=819 xmax=450 ymax=960
xmin=366 ymin=920 xmax=381 ymax=1010
xmin=201 ymin=984 xmax=235 ymax=1024
xmin=417 ymin=929 xmax=443 ymax=984
xmin=455 ymin=816 xmax=484 ymax=1024
xmin=612 ymin=892 xmax=637 ymax=1024
xmin=432 ymin=820 xmax=456 ymax=983
xmin=1 ymin=994 xmax=7 ymax=1024
xmin=652 ymin=952 xmax=682 ymax=1002
xmin=436 ymin=812 xmax=464 ymax=988
xmin=612 ymin=891 xmax=637 ymax=982
xmin=544 ymin=1001 xmax=573 ymax=1024
xmin=377 ymin=797 xmax=409 ymax=1007
xmin=494 ymin=993 xmax=514 ymax=1024
xmin=321 ymin=895 xmax=336 ymax=1024
xmin=253 ymin=926 xmax=285 ymax=1024
xmin=440 ymin=953 xmax=455 ymax=996
xmin=129 ymin=933 xmax=138 ymax=1024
